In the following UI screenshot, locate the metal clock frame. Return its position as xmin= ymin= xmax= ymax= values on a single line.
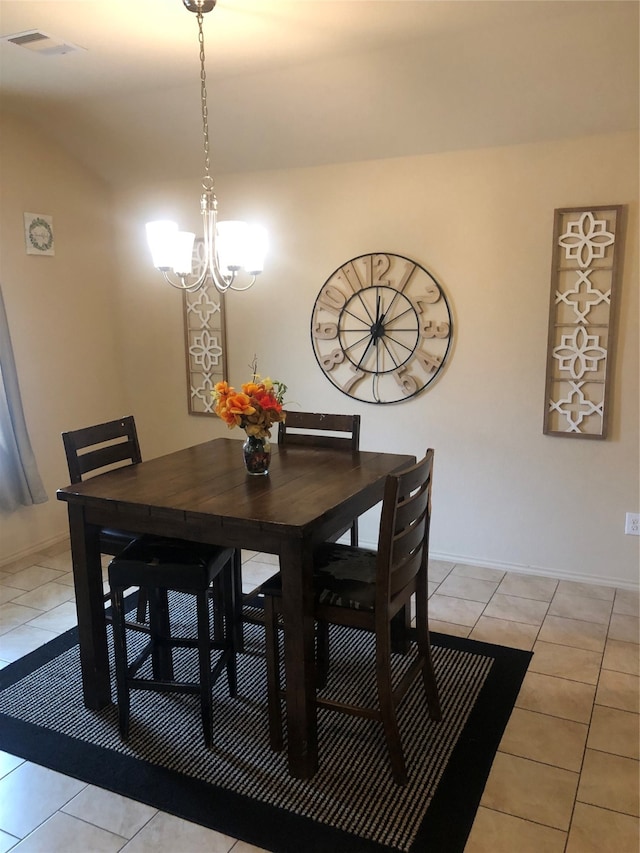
xmin=311 ymin=252 xmax=453 ymax=404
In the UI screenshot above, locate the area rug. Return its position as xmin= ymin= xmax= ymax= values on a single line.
xmin=0 ymin=595 xmax=531 ymax=853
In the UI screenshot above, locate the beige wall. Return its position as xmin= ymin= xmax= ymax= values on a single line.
xmin=114 ymin=132 xmax=639 ymax=588
xmin=0 ymin=112 xmax=127 ymax=557
xmin=1 ymin=112 xmax=638 ymax=589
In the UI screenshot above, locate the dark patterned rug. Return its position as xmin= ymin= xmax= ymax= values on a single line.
xmin=0 ymin=594 xmax=531 ymax=852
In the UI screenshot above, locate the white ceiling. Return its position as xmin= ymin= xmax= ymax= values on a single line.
xmin=1 ymin=0 xmax=638 ymax=186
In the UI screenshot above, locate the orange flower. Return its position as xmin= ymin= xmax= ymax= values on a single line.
xmin=241 ymin=381 xmax=262 ymax=397
xmin=225 ymin=392 xmax=255 ymax=417
xmin=211 ymin=366 xmax=287 ymax=439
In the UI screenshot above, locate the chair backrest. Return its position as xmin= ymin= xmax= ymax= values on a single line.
xmin=376 ymin=449 xmax=434 ymax=610
xmin=277 ymin=411 xmax=360 ymax=451
xmin=62 ymin=416 xmax=142 ymax=484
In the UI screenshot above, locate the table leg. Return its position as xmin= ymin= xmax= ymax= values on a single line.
xmin=68 ymin=505 xmax=111 ymax=709
xmin=279 ymin=538 xmax=318 ymax=779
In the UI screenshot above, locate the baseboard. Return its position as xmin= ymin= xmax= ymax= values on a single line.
xmin=0 ymin=532 xmax=70 ymax=569
xmin=428 ymin=550 xmax=639 ymax=593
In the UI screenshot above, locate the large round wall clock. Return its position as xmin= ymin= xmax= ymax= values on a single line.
xmin=310 ymin=252 xmax=453 ymax=404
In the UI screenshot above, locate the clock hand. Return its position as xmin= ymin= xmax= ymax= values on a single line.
xmin=356 ymin=332 xmax=377 ymax=371
xmin=378 ymin=291 xmax=400 ymax=328
xmin=351 ymin=288 xmax=384 ymax=371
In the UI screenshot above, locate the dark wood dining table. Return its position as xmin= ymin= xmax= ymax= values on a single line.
xmin=57 ymin=437 xmax=415 ymax=779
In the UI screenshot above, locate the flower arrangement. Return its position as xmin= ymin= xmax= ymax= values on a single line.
xmin=212 ymin=359 xmax=287 ymax=440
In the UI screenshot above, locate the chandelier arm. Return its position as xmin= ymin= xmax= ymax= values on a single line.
xmin=158 ymin=263 xmax=253 ymax=294
xmin=206 ymin=260 xmax=235 ymax=292
xmin=228 ymin=275 xmax=258 ymax=292
xmin=160 ymin=269 xmax=207 ymax=292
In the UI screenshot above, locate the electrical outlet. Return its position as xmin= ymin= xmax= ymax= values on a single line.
xmin=625 ymin=513 xmax=640 ymax=535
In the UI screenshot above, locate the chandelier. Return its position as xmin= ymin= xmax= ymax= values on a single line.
xmin=145 ymin=0 xmax=267 ymax=293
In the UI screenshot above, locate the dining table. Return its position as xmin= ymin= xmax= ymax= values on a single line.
xmin=57 ymin=436 xmax=415 ymax=779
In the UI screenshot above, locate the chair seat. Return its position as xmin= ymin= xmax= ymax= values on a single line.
xmin=99 ymin=527 xmax=140 ymax=556
xmin=109 ymin=537 xmax=233 ymax=591
xmin=260 ymin=542 xmax=378 ymax=612
xmin=314 ymin=543 xmax=377 ymax=610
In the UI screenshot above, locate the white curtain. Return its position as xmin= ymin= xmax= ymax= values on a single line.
xmin=0 ymin=284 xmax=47 ymax=512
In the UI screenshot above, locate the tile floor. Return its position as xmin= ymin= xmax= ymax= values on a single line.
xmin=0 ymin=540 xmax=638 ymax=852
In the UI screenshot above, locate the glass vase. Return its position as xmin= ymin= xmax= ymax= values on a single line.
xmin=242 ymin=433 xmax=271 ymax=476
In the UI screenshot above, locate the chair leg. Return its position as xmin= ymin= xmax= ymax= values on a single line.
xmin=232 ymin=549 xmax=244 ymax=653
xmin=213 ymin=549 xmax=243 ymax=653
xmin=420 ymin=643 xmax=442 ymax=722
xmin=415 ymin=594 xmax=442 ymax=721
xmin=222 ymin=560 xmax=238 ymax=697
xmin=148 ymin=588 xmax=173 ymax=681
xmin=136 ymin=587 xmax=148 ymax=623
xmin=264 ymin=595 xmax=284 ymax=751
xmin=390 ymin=605 xmax=411 ymax=655
xmin=196 ymin=590 xmax=214 ymax=748
xmin=315 ymin=620 xmax=329 ymax=689
xmin=212 ymin=574 xmax=224 ymax=643
xmin=350 ymin=518 xmax=359 ymax=547
xmin=376 ymin=628 xmax=408 ymax=786
xmin=110 ymin=586 xmax=131 ymax=741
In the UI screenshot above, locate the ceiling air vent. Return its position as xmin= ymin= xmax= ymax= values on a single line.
xmin=1 ymin=30 xmax=85 ymax=56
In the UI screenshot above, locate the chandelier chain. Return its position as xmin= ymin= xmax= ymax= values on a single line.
xmin=197 ymin=12 xmax=214 ymax=192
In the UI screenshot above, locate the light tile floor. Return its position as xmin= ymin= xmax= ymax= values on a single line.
xmin=0 ymin=541 xmax=638 ymax=852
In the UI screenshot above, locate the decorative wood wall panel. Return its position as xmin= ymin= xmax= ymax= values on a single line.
xmin=183 ymin=241 xmax=228 ymax=416
xmin=543 ymin=205 xmax=625 ymax=439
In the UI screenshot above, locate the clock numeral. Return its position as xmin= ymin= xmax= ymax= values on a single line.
xmin=320 ymin=348 xmax=345 ymax=372
xmin=312 ymin=322 xmax=338 ymax=340
xmin=396 ymin=260 xmax=417 ymax=292
xmin=421 ymin=320 xmax=450 ymax=339
xmin=416 ymin=350 xmax=442 ymax=375
xmin=335 ymin=262 xmax=364 ymax=294
xmin=317 ymin=284 xmax=348 ymax=312
xmin=342 ymin=366 xmax=366 ymax=394
xmin=393 ymin=367 xmax=419 ymax=396
xmin=368 ymin=253 xmax=392 ymax=287
xmin=416 ymin=284 xmax=441 ymax=308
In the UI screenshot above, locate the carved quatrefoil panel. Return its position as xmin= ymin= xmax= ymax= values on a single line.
xmin=183 ymin=240 xmax=228 ymax=415
xmin=543 ymin=206 xmax=625 ymax=439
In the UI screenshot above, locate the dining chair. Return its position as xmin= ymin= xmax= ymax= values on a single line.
xmin=108 ymin=536 xmax=237 ymax=747
xmin=263 ymin=448 xmax=442 ymax=785
xmin=239 ymin=412 xmax=362 ymax=641
xmin=62 ymin=416 xmax=149 ymax=625
xmin=63 ymin=416 xmax=242 ymax=643
xmin=277 ymin=411 xmax=361 ymax=546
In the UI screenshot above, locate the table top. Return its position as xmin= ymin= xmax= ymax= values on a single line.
xmin=57 ymin=438 xmax=415 ymax=545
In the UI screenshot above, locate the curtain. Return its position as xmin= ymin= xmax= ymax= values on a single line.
xmin=0 ymin=283 xmax=48 ymax=512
